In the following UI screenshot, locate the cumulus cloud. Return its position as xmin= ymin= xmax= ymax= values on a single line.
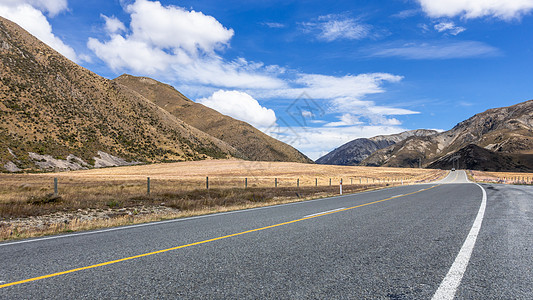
xmin=125 ymin=0 xmax=234 ymax=56
xmin=301 ymin=14 xmax=371 ymax=42
xmin=88 ymin=0 xmax=286 ymax=89
xmin=417 ymin=0 xmax=533 ymax=20
xmin=368 ymin=41 xmax=501 ymax=59
xmin=197 ymin=90 xmax=277 ymax=128
xmin=88 ymin=34 xmax=177 ymax=74
xmin=0 ymin=1 xmax=80 ymax=62
xmin=434 ymin=21 xmax=466 ymax=35
xmin=102 ymin=15 xmax=126 ymax=34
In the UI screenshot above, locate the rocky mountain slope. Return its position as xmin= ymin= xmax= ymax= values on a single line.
xmin=0 ymin=16 xmax=238 ymax=172
xmin=113 ymin=74 xmax=312 ymax=163
xmin=316 ymin=129 xmax=437 ymax=165
xmin=427 ymin=144 xmax=533 ymax=171
xmin=362 ymin=100 xmax=533 ymax=171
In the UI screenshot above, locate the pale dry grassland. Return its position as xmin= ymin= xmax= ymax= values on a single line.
xmin=470 ymin=170 xmax=533 ymax=184
xmin=0 ymin=159 xmax=446 ymax=240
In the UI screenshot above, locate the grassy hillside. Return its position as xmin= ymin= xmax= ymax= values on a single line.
xmin=114 ymin=74 xmax=312 ymax=163
xmin=0 ymin=16 xmax=237 ymax=171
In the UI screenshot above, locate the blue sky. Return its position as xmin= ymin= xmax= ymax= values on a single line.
xmin=1 ymin=0 xmax=533 ymax=159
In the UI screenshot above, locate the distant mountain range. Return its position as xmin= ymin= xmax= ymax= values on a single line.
xmin=0 ymin=16 xmax=310 ymax=172
xmin=316 ymin=129 xmax=437 ymax=165
xmin=318 ymin=100 xmax=533 ymax=172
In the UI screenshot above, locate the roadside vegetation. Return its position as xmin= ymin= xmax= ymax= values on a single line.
xmin=469 ymin=170 xmax=533 ymax=185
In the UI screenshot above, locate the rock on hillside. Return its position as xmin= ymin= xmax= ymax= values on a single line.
xmin=316 ymin=129 xmax=437 ymax=166
xmin=113 ymin=74 xmax=312 ymax=163
xmin=0 ymin=16 xmax=237 ymax=172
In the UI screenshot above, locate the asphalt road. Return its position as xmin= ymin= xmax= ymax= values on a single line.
xmin=0 ymin=171 xmax=531 ymax=299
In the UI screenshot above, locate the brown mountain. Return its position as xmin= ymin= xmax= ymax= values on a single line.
xmin=362 ymin=100 xmax=533 ymax=171
xmin=0 ymin=16 xmax=238 ymax=171
xmin=316 ymin=129 xmax=437 ymax=166
xmin=427 ymin=144 xmax=533 ymax=172
xmin=113 ymin=74 xmax=312 ymax=163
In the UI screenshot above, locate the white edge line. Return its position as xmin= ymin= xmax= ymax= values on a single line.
xmin=303 ymin=207 xmax=346 ymax=218
xmin=432 ymin=182 xmax=487 ymax=300
xmin=0 ymin=183 xmax=433 ymax=248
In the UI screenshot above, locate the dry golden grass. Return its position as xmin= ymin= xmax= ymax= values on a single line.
xmin=46 ymin=159 xmax=442 ymax=183
xmin=470 ymin=170 xmax=533 ymax=184
xmin=0 ymin=160 xmax=446 ymax=240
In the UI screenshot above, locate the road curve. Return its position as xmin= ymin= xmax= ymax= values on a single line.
xmin=1 ymin=171 xmax=531 ymax=299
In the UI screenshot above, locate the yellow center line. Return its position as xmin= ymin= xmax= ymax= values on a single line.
xmin=451 ymin=171 xmax=459 ymax=183
xmin=0 ymin=184 xmax=439 ymax=289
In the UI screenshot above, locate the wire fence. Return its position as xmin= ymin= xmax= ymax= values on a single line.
xmin=31 ymin=175 xmax=437 ymax=196
xmin=0 ymin=171 xmax=445 ymax=220
xmin=469 ymin=171 xmax=533 ymax=185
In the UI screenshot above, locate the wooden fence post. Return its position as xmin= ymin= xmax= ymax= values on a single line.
xmin=147 ymin=177 xmax=150 ymax=195
xmin=54 ymin=177 xmax=58 ymax=196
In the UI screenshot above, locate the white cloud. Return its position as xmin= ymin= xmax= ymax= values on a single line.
xmin=434 ymin=21 xmax=466 ymax=35
xmin=392 ymin=9 xmax=420 ymax=19
xmin=0 ymin=0 xmax=67 ymax=17
xmin=88 ymin=34 xmax=177 ymax=74
xmin=252 ymin=72 xmax=416 ymax=131
xmin=323 ymin=100 xmax=417 ymax=127
xmin=417 ymin=0 xmax=533 ymax=20
xmin=171 ymin=57 xmax=287 ymax=90
xmin=296 ymin=73 xmax=402 ymax=99
xmin=102 ymin=15 xmax=126 ymax=34
xmin=418 ymin=23 xmax=430 ymax=32
xmin=125 ymin=0 xmax=234 ymax=56
xmin=197 ymin=90 xmax=277 ymax=128
xmin=369 ymin=41 xmax=501 ymax=59
xmin=263 ymin=22 xmax=285 ymax=28
xmin=267 ymin=125 xmax=408 ymax=160
xmin=88 ymin=0 xmax=286 ymax=90
xmin=367 ymin=106 xmax=419 ymax=115
xmin=325 ymin=114 xmax=363 ymax=127
xmin=257 ymin=73 xmax=403 ymax=101
xmin=0 ymin=2 xmax=79 ymax=62
xmin=301 ymin=14 xmax=371 ymax=42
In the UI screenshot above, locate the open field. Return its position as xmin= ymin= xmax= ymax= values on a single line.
xmin=0 ymin=160 xmax=446 ymax=240
xmin=470 ymin=170 xmax=533 ymax=184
